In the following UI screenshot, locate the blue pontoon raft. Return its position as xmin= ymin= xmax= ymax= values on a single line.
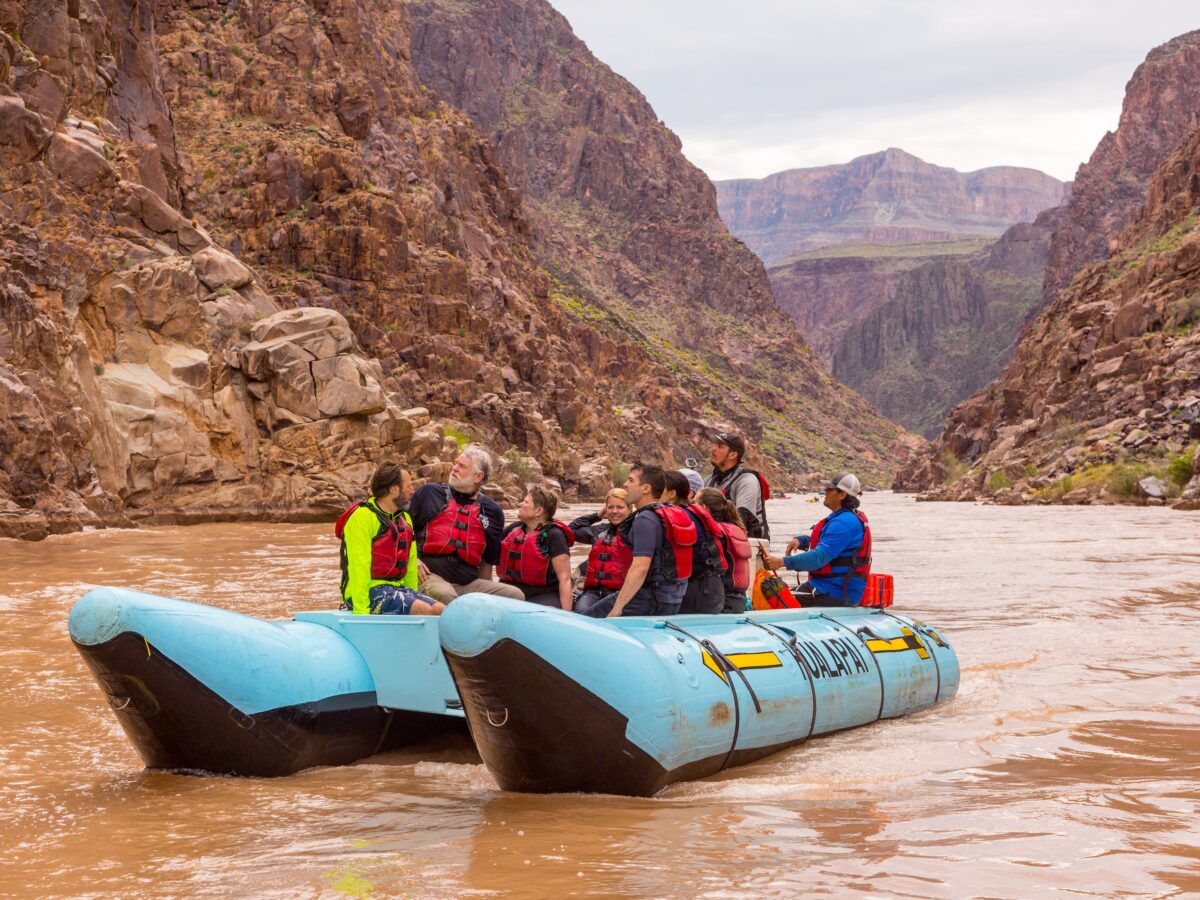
xmin=69 ymin=588 xmax=958 ymax=796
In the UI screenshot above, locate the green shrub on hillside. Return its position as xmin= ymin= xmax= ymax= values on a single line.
xmin=987 ymin=470 xmax=1012 ymax=491
xmin=1168 ymin=445 xmax=1196 ymax=487
xmin=1107 ymin=464 xmax=1139 ymax=496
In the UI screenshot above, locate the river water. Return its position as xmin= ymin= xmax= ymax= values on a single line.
xmin=1 ymin=493 xmax=1198 ymax=898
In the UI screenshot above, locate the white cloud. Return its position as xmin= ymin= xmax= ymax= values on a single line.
xmin=551 ymin=0 xmax=1200 ymax=181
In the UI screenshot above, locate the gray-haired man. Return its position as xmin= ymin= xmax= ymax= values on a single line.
xmin=408 ymin=446 xmax=524 ymax=604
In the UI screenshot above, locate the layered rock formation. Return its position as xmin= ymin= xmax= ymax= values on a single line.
xmin=767 ymin=238 xmax=991 ymax=362
xmin=405 ymin=0 xmax=900 ymax=481
xmin=831 ymin=210 xmax=1063 ymax=437
xmin=720 ymin=149 xmax=1064 ymax=433
xmin=715 ymin=148 xmax=1066 ymax=266
xmin=898 ymin=30 xmax=1200 ymax=505
xmin=1043 ymin=30 xmax=1200 ymax=300
xmin=0 ymin=0 xmax=899 ymax=539
xmin=896 ymin=128 xmax=1200 ymax=505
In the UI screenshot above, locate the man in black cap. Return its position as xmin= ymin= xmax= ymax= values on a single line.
xmin=704 ymin=431 xmax=770 ymax=540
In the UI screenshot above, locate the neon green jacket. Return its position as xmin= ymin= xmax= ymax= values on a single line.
xmin=341 ymin=499 xmax=419 ymax=614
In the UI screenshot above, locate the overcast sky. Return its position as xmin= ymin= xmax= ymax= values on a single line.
xmin=549 ymin=1 xmax=1199 ymax=183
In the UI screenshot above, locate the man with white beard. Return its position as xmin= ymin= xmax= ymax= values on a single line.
xmin=408 ymin=446 xmax=524 ymax=604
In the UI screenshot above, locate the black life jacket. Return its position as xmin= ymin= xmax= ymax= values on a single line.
xmin=642 ymin=502 xmax=697 ymax=584
xmin=583 ymin=523 xmax=634 ymax=591
xmin=334 ymin=499 xmax=414 ymax=597
xmin=808 ymin=508 xmax=872 ymax=596
xmin=419 ymin=485 xmax=487 ymax=567
xmin=498 ymin=520 xmax=575 ymax=588
xmin=715 ymin=465 xmax=770 ymax=538
xmin=682 ymin=504 xmax=728 ymax=577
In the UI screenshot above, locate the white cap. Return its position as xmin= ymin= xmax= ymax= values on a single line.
xmin=823 ymin=472 xmax=862 ymax=497
xmin=679 ymin=468 xmax=704 ymax=494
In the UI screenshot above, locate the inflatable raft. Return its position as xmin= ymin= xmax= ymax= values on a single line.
xmin=68 ymin=587 xmax=465 ymax=776
xmin=440 ymin=595 xmax=959 ymax=796
xmin=69 ymin=588 xmax=958 ymax=792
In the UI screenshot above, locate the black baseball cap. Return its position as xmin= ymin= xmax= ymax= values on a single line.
xmin=712 ymin=432 xmax=746 ymax=456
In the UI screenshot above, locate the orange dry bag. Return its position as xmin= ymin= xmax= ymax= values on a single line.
xmin=750 ymin=548 xmax=799 ymax=610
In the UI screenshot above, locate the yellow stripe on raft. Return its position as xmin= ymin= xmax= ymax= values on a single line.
xmin=701 ymin=650 xmax=783 ymax=682
xmin=864 ymin=627 xmax=929 ymax=660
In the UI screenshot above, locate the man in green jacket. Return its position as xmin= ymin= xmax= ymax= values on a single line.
xmin=337 ymin=463 xmax=444 ymax=616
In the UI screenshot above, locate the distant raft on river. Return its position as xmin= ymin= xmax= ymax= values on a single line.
xmin=68 ymin=588 xmax=958 ymax=795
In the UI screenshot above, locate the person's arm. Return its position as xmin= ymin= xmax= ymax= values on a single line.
xmin=785 ymin=534 xmax=810 ymax=554
xmin=772 ymin=519 xmax=852 ymax=572
xmin=607 ymin=557 xmax=651 ymax=617
xmin=344 ymin=510 xmax=376 ymax=614
xmin=479 ymin=496 xmax=504 ymax=577
xmin=477 ymin=562 xmax=495 ymax=581
xmin=568 ymin=512 xmax=603 ymax=544
xmin=552 ymin=553 xmax=573 ymax=610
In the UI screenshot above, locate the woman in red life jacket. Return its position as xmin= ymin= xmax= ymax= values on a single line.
xmin=570 ymin=488 xmax=634 ymax=617
xmin=696 ymin=487 xmax=753 ymax=614
xmin=666 ymin=471 xmax=726 ymax=615
xmin=335 ymin=463 xmax=445 ymax=616
xmin=497 ymin=486 xmax=575 ymax=610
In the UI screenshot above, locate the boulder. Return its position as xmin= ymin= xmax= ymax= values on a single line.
xmin=192 ymin=246 xmax=253 ymax=291
xmin=47 ymin=130 xmax=112 ymax=188
xmin=0 ymin=93 xmax=49 ymax=165
xmin=577 ymin=455 xmax=612 ymax=499
xmin=249 ymin=307 xmax=355 ymax=359
xmin=312 ymin=355 xmax=386 ymax=417
xmin=1135 ymin=476 xmax=1169 ymax=501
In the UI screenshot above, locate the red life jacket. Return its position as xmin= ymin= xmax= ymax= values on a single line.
xmin=419 ymin=485 xmax=487 ymax=567
xmin=584 ymin=525 xmax=634 ymax=591
xmin=334 ymin=499 xmax=414 ymax=595
xmin=498 ymin=520 xmax=575 ymax=587
xmin=808 ymin=509 xmax=872 ymax=590
xmin=683 ymin=503 xmax=729 ymax=574
xmin=644 ymin=502 xmax=698 ymax=582
xmin=716 ymin=521 xmax=752 ymax=590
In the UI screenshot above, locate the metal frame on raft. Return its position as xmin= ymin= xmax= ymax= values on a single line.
xmin=67 ymin=588 xmax=958 ymax=794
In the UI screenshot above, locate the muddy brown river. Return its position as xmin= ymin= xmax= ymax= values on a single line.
xmin=2 ymin=493 xmax=1198 ymax=897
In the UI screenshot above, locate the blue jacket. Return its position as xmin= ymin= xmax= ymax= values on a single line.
xmin=783 ymin=508 xmax=866 ymax=604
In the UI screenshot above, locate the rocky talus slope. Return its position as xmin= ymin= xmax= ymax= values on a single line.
xmin=896 ymin=127 xmax=1200 ymax=506
xmin=0 ymin=0 xmax=897 ymax=540
xmin=897 ymin=30 xmax=1200 ymax=506
xmin=715 ymin=148 xmax=1065 ymax=266
xmin=408 ymin=0 xmax=900 ymax=481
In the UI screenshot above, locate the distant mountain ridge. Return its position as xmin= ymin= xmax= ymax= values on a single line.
xmin=715 ymin=148 xmax=1067 ymax=266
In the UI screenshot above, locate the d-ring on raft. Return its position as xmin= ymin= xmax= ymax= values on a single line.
xmin=68 ymin=588 xmax=957 ymax=793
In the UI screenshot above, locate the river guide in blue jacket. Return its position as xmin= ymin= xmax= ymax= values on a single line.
xmin=764 ymin=473 xmax=870 ymax=606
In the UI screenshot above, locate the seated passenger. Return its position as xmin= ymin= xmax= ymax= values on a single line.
xmin=409 ymin=446 xmax=524 ymax=604
xmin=605 ymin=463 xmax=696 ymax=618
xmin=497 ymin=486 xmax=575 ymax=610
xmin=695 ymin=488 xmax=753 ymax=614
xmin=665 ymin=470 xmax=726 ymax=615
xmin=570 ymin=488 xmax=634 ymax=617
xmin=764 ymin=473 xmax=871 ymax=607
xmin=335 ymin=463 xmax=444 ymax=616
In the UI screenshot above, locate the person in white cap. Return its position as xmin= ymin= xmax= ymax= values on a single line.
xmin=764 ymin=472 xmax=871 ymax=607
